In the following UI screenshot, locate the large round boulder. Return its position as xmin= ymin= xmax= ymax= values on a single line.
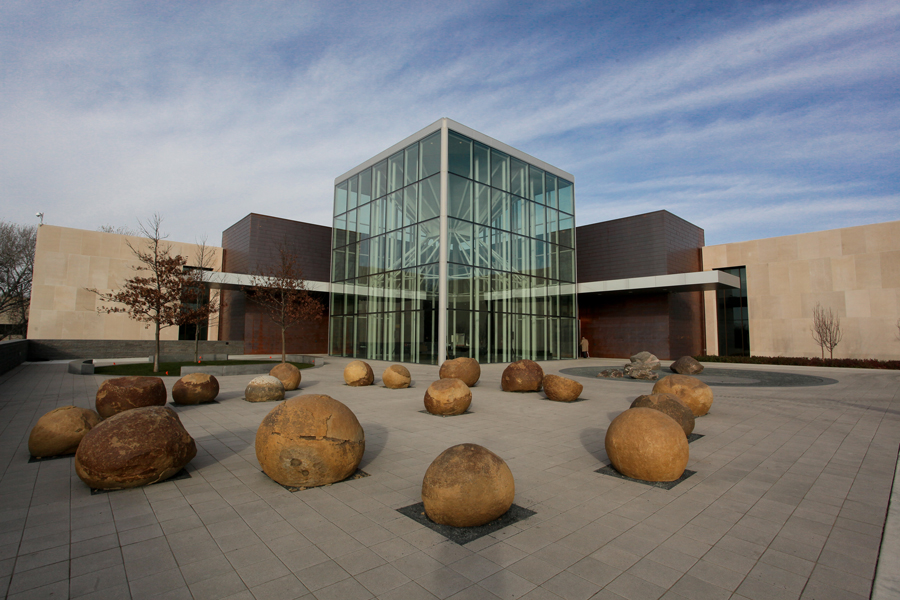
xmin=439 ymin=358 xmax=481 ymax=387
xmin=629 ymin=351 xmax=660 ymax=370
xmin=75 ymin=406 xmax=197 ymax=490
xmin=501 ymin=360 xmax=543 ymax=392
xmin=95 ymin=376 xmax=167 ymax=419
xmin=542 ymin=374 xmax=583 ymax=402
xmin=270 ymin=363 xmax=302 ymax=391
xmin=255 ymin=395 xmax=365 ymax=488
xmin=344 ymin=361 xmax=374 ymax=387
xmin=424 ymin=379 xmax=472 ymax=416
xmin=630 ymin=393 xmax=695 ymax=436
xmin=382 ymin=365 xmax=411 ymax=389
xmin=28 ymin=406 xmax=101 ymax=458
xmin=422 ymin=444 xmax=515 ymax=527
xmin=605 ymin=408 xmax=689 ymax=482
xmin=172 ymin=373 xmax=219 ymax=405
xmin=245 ymin=376 xmax=285 ymax=403
xmin=671 ymin=356 xmax=704 ymax=375
xmin=652 ymin=374 xmax=713 ymax=417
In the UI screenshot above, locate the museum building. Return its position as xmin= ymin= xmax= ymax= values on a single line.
xmin=26 ymin=119 xmax=900 ymax=363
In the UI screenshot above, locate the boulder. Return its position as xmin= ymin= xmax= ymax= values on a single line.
xmin=424 ymin=379 xmax=472 ymax=416
xmin=629 ymin=351 xmax=660 ymax=371
xmin=95 ymin=376 xmax=167 ymax=419
xmin=382 ymin=365 xmax=411 ymax=389
xmin=422 ymin=444 xmax=515 ymax=527
xmin=624 ymin=364 xmax=658 ymax=380
xmin=671 ymin=356 xmax=704 ymax=375
xmin=245 ymin=376 xmax=285 ymax=403
xmin=75 ymin=406 xmax=197 ymax=490
xmin=344 ymin=361 xmax=374 ymax=387
xmin=172 ymin=373 xmax=219 ymax=405
xmin=630 ymin=393 xmax=695 ymax=436
xmin=501 ymin=360 xmax=543 ymax=392
xmin=439 ymin=358 xmax=481 ymax=387
xmin=28 ymin=406 xmax=101 ymax=458
xmin=255 ymin=394 xmax=365 ymax=488
xmin=598 ymin=369 xmax=624 ymax=378
xmin=652 ymin=375 xmax=713 ymax=417
xmin=605 ymin=407 xmax=689 ymax=482
xmin=542 ymin=374 xmax=583 ymax=402
xmin=270 ymin=363 xmax=302 ymax=391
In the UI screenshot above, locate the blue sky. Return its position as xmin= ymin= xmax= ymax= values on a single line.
xmin=1 ymin=0 xmax=898 ymax=246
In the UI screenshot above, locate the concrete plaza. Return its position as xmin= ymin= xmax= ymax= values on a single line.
xmin=0 ymin=357 xmax=898 ymax=600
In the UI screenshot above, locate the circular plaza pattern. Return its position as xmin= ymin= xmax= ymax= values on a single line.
xmin=559 ymin=365 xmax=839 ymax=387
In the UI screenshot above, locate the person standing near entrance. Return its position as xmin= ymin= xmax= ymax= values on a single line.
xmin=580 ymin=336 xmax=589 ymax=358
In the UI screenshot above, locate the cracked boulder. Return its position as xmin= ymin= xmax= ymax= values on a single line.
xmin=245 ymin=375 xmax=285 ymax=403
xmin=630 ymin=393 xmax=695 ymax=436
xmin=172 ymin=373 xmax=219 ymax=405
xmin=652 ymin=374 xmax=713 ymax=417
xmin=344 ymin=361 xmax=374 ymax=387
xmin=382 ymin=365 xmax=411 ymax=389
xmin=269 ymin=363 xmax=302 ymax=391
xmin=605 ymin=407 xmax=689 ymax=482
xmin=29 ymin=406 xmax=101 ymax=458
xmin=439 ymin=357 xmax=481 ymax=387
xmin=95 ymin=376 xmax=167 ymax=419
xmin=424 ymin=379 xmax=472 ymax=416
xmin=422 ymin=443 xmax=515 ymax=527
xmin=501 ymin=360 xmax=543 ymax=392
xmin=255 ymin=394 xmax=365 ymax=488
xmin=75 ymin=406 xmax=197 ymax=490
xmin=542 ymin=374 xmax=583 ymax=402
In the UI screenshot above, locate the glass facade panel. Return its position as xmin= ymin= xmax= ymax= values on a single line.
xmin=420 ymin=132 xmax=440 ymax=178
xmin=716 ymin=267 xmax=750 ymax=356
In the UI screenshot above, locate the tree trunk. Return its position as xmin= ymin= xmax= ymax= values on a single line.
xmin=194 ymin=325 xmax=200 ymax=363
xmin=154 ymin=323 xmax=161 ymax=373
xmin=281 ymin=326 xmax=286 ymax=364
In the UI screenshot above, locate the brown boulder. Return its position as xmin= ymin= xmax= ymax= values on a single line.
xmin=629 ymin=351 xmax=660 ymax=370
xmin=270 ymin=363 xmax=302 ymax=391
xmin=422 ymin=444 xmax=515 ymax=527
xmin=671 ymin=356 xmax=704 ymax=375
xmin=424 ymin=379 xmax=472 ymax=416
xmin=605 ymin=407 xmax=689 ymax=482
xmin=439 ymin=358 xmax=481 ymax=387
xmin=255 ymin=394 xmax=365 ymax=488
xmin=245 ymin=376 xmax=285 ymax=403
xmin=501 ymin=360 xmax=543 ymax=392
xmin=630 ymin=393 xmax=695 ymax=436
xmin=542 ymin=374 xmax=583 ymax=402
xmin=172 ymin=373 xmax=219 ymax=405
xmin=383 ymin=365 xmax=411 ymax=389
xmin=652 ymin=375 xmax=713 ymax=417
xmin=75 ymin=406 xmax=197 ymax=490
xmin=344 ymin=361 xmax=374 ymax=386
xmin=28 ymin=406 xmax=101 ymax=458
xmin=95 ymin=376 xmax=167 ymax=419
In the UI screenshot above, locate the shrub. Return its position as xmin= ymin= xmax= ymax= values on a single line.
xmin=694 ymin=355 xmax=900 ymax=370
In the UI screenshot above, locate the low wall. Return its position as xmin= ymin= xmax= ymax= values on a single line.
xmin=27 ymin=340 xmax=244 ymax=361
xmin=0 ymin=340 xmax=28 ymax=376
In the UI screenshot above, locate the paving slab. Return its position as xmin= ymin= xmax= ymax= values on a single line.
xmin=0 ymin=357 xmax=898 ymax=599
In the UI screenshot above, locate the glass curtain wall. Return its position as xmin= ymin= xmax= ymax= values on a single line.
xmin=330 ymin=126 xmax=577 ymax=364
xmin=715 ymin=266 xmax=749 ymax=356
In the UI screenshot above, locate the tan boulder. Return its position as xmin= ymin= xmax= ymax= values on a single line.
xmin=28 ymin=406 xmax=101 ymax=458
xmin=75 ymin=406 xmax=197 ymax=490
xmin=172 ymin=373 xmax=219 ymax=405
xmin=95 ymin=376 xmax=167 ymax=419
xmin=501 ymin=360 xmax=543 ymax=392
xmin=439 ymin=358 xmax=481 ymax=387
xmin=605 ymin=407 xmax=689 ymax=482
xmin=382 ymin=365 xmax=411 ymax=389
xmin=652 ymin=374 xmax=713 ymax=417
xmin=424 ymin=379 xmax=472 ymax=416
xmin=269 ymin=363 xmax=302 ymax=391
xmin=344 ymin=361 xmax=374 ymax=387
xmin=255 ymin=394 xmax=365 ymax=488
xmin=245 ymin=376 xmax=285 ymax=403
xmin=542 ymin=374 xmax=583 ymax=402
xmin=422 ymin=443 xmax=515 ymax=527
xmin=671 ymin=356 xmax=704 ymax=375
xmin=630 ymin=393 xmax=695 ymax=436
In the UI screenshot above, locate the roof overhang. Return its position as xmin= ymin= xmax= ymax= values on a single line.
xmin=577 ymin=270 xmax=740 ymax=295
xmin=202 ymin=271 xmax=330 ymax=293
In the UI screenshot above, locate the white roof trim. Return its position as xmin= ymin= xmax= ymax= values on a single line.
xmin=577 ymin=270 xmax=740 ymax=294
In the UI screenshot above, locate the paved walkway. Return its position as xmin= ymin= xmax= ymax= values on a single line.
xmin=0 ymin=357 xmax=898 ymax=600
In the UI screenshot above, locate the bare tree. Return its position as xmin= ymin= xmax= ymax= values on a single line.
xmin=178 ymin=238 xmax=224 ymax=362
xmin=0 ymin=221 xmax=37 ymax=339
xmin=249 ymin=243 xmax=324 ymax=363
xmin=97 ymin=224 xmax=136 ymax=236
xmin=811 ymin=302 xmax=843 ymax=359
xmin=88 ymin=215 xmax=195 ymax=372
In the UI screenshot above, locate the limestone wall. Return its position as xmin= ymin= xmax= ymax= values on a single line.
xmin=703 ymin=220 xmax=900 ymax=360
xmin=28 ymin=225 xmax=224 ymax=341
